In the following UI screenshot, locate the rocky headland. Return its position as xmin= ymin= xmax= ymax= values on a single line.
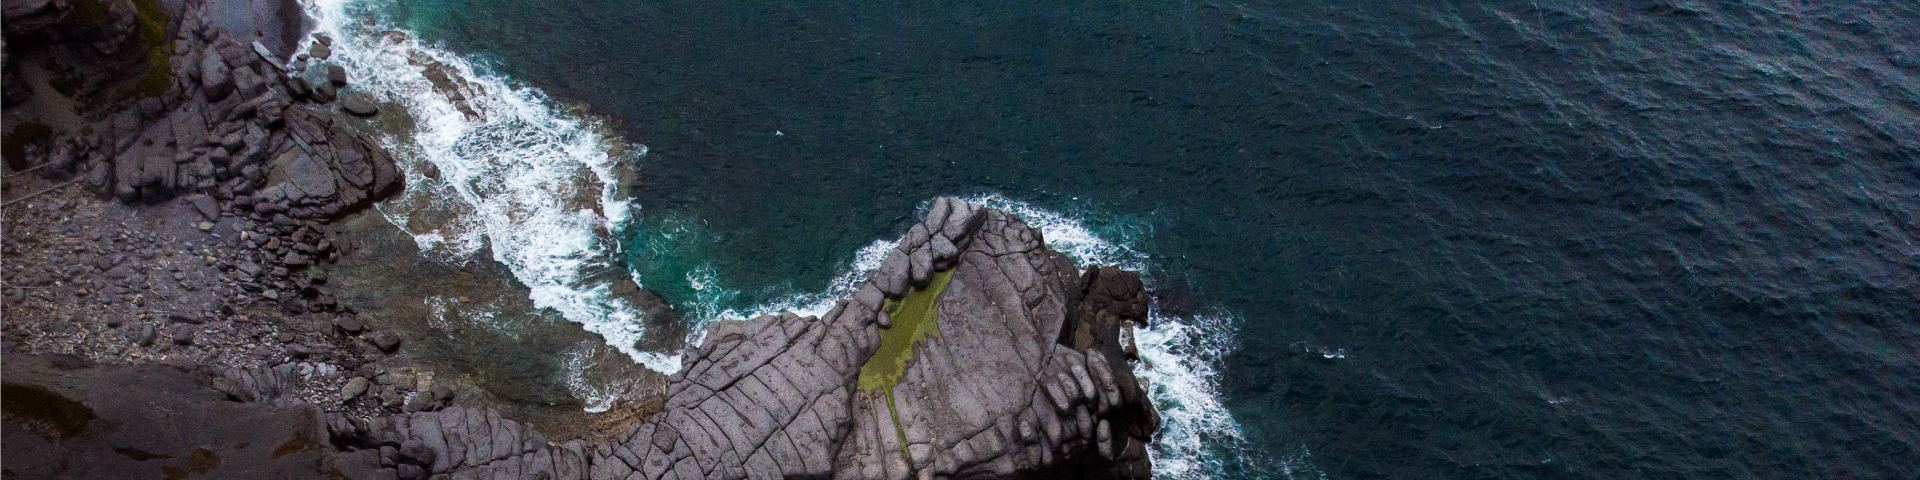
xmin=2 ymin=1 xmax=1161 ymax=478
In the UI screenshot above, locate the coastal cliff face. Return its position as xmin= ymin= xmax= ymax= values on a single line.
xmin=2 ymin=1 xmax=1160 ymax=478
xmin=315 ymin=198 xmax=1160 ymax=480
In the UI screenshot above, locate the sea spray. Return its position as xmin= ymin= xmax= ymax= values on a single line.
xmin=304 ymin=0 xmax=678 ymax=373
xmin=563 ymin=343 xmax=629 ymax=413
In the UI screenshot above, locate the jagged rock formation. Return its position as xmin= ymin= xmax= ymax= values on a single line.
xmin=4 ymin=3 xmax=1160 ymax=478
xmin=5 ymin=0 xmax=400 ymax=219
xmin=3 ymin=0 xmax=417 ymax=417
xmin=316 ymin=198 xmax=1160 ymax=479
xmin=3 ymin=0 xmax=410 ymax=309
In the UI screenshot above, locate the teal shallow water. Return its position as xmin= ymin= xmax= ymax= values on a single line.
xmin=329 ymin=0 xmax=1919 ymax=478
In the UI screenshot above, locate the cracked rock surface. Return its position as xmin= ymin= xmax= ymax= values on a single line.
xmin=2 ymin=196 xmax=1159 ymax=480
xmin=315 ymin=197 xmax=1160 ymax=479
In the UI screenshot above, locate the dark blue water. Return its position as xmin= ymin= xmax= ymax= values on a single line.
xmin=377 ymin=1 xmax=1920 ymax=478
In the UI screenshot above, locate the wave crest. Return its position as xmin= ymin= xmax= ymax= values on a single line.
xmin=306 ymin=0 xmax=678 ymax=373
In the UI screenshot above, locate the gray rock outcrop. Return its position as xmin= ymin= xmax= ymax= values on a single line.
xmin=5 ymin=0 xmax=403 ymax=220
xmin=320 ymin=197 xmax=1160 ymax=479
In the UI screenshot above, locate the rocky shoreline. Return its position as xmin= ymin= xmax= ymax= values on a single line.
xmin=3 ymin=1 xmax=1162 ymax=478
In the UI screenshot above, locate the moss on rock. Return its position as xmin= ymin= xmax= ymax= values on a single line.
xmin=858 ymin=267 xmax=954 ymax=391
xmin=856 ymin=266 xmax=955 ymax=466
xmin=130 ymin=0 xmax=173 ymax=99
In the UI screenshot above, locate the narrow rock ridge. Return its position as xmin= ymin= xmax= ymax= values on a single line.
xmin=318 ymin=197 xmax=1161 ymax=479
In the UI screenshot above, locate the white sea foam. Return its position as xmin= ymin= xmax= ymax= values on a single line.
xmin=713 ymin=194 xmax=1257 ymax=479
xmin=1136 ymin=312 xmax=1251 ymax=479
xmin=736 ymin=238 xmax=897 ymax=319
xmin=306 ymin=0 xmax=678 ymax=373
xmin=306 ymin=1 xmax=1260 ymax=474
xmin=562 ymin=343 xmax=623 ymax=413
xmin=423 ymin=295 xmax=516 ymax=336
xmin=965 ymin=193 xmax=1151 ymax=271
xmin=962 ymin=195 xmax=1254 ymax=479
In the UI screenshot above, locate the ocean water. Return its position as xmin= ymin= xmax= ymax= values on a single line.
xmin=308 ymin=0 xmax=1920 ymax=478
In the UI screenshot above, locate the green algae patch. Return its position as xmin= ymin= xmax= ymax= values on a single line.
xmin=856 ymin=267 xmax=955 ymax=466
xmin=130 ymin=0 xmax=174 ymax=99
xmin=858 ymin=268 xmax=955 ymax=391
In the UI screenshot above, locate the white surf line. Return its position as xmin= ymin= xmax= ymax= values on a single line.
xmin=711 ymin=194 xmax=1259 ymax=479
xmin=303 ymin=3 xmax=1267 ymax=472
xmin=963 ymin=194 xmax=1258 ymax=479
xmin=304 ymin=0 xmax=678 ymax=374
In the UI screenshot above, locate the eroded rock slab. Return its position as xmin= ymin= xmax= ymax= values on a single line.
xmin=313 ymin=197 xmax=1159 ymax=479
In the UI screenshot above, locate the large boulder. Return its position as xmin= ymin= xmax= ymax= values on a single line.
xmin=199 ymin=51 xmax=234 ymax=101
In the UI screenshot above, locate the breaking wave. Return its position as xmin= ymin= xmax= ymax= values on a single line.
xmin=304 ymin=0 xmax=1267 ymax=475
xmin=305 ymin=0 xmax=677 ymax=373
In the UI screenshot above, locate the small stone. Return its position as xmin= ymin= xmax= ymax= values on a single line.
xmin=167 ymin=310 xmax=203 ymax=324
xmin=197 ymin=221 xmax=215 ymax=232
xmin=341 ymin=377 xmax=370 ymax=402
xmin=334 ymin=316 xmax=364 ymax=335
xmin=169 ymin=324 xmax=197 ymax=345
xmin=127 ymin=324 xmax=157 ymax=346
xmin=369 ymin=331 xmax=401 ymax=353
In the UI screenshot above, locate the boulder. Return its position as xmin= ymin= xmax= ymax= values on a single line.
xmin=341 ymin=377 xmax=370 ymax=402
xmin=341 ymin=96 xmax=379 ymax=117
xmin=200 ymin=52 xmax=234 ymax=101
xmin=334 ymin=315 xmax=365 ymax=335
xmin=369 ymin=331 xmax=402 ymax=353
xmin=873 ymin=250 xmax=910 ymax=297
xmin=325 ymin=65 xmax=348 ymax=86
xmin=184 ymin=194 xmax=220 ymax=221
xmin=168 ymin=324 xmax=197 ymax=345
xmin=233 ymin=66 xmax=266 ymax=99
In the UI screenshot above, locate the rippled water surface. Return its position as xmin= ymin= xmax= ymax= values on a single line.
xmin=327 ymin=0 xmax=1919 ymax=478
